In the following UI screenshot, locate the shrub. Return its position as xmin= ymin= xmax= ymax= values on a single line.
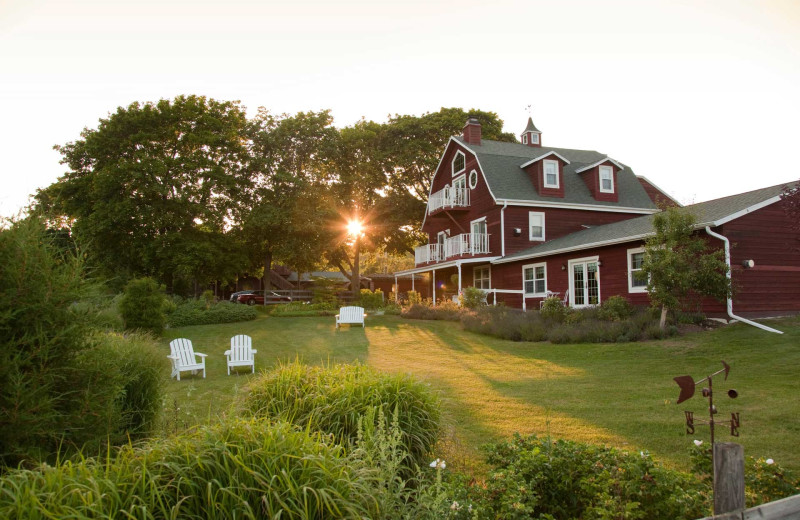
xmin=540 ymin=296 xmax=567 ymax=321
xmin=119 ymin=277 xmax=166 ymax=334
xmin=359 ymin=288 xmax=385 ymax=310
xmin=1 ymin=218 xmax=95 ymax=467
xmin=68 ymin=332 xmax=167 ymax=449
xmin=459 ymin=287 xmax=486 ymax=310
xmin=240 ymin=361 xmax=441 ymax=467
xmin=402 ymin=301 xmax=462 ymax=321
xmin=167 ymin=299 xmax=257 ymax=327
xmin=270 ymin=302 xmax=338 ymax=317
xmin=0 ymin=418 xmax=375 ymax=519
xmin=598 ymin=295 xmax=634 ymax=321
xmin=469 ymin=434 xmax=708 ymax=519
xmin=407 ymin=290 xmax=422 ymax=305
xmin=311 ymin=276 xmax=340 ymax=306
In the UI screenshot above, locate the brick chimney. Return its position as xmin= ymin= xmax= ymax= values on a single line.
xmin=463 ymin=117 xmax=482 ymax=145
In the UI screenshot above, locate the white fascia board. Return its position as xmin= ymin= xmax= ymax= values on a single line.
xmin=395 ymin=256 xmax=502 ymax=276
xmin=496 ymin=198 xmax=659 ymax=214
xmin=491 ymin=234 xmax=653 ymax=265
xmin=636 ymin=175 xmax=682 ymax=207
xmin=519 ymin=151 xmax=572 ymax=168
xmin=457 ymin=140 xmax=498 ymax=205
xmin=708 ymin=196 xmax=782 ymax=227
xmin=575 ymin=157 xmax=625 ymax=173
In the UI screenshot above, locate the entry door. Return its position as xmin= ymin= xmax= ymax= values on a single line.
xmin=569 ymin=258 xmax=600 ymax=307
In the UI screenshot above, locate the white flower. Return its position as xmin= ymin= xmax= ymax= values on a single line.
xmin=451 ymin=501 xmax=461 ymax=510
xmin=766 ymin=458 xmax=774 ymax=465
xmin=693 ymin=440 xmax=703 ymax=447
xmin=429 ymin=458 xmax=446 ymax=469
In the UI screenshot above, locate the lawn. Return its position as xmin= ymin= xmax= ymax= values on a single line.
xmin=162 ymin=314 xmax=800 ymax=473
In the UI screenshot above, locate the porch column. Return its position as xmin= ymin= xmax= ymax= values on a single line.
xmin=394 ymin=275 xmax=397 ymax=302
xmin=457 ymin=262 xmax=462 ymax=296
xmin=412 ymin=274 xmax=415 ymax=292
xmin=522 ymin=295 xmax=526 ymax=312
xmin=493 ymin=291 xmax=496 ymax=306
xmin=432 ymin=269 xmax=436 ymax=307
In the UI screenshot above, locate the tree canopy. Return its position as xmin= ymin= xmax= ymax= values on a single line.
xmin=642 ymin=206 xmax=731 ymax=328
xmin=37 ymin=98 xmax=516 ymax=293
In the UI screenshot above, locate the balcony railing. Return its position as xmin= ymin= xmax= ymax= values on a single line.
xmin=428 ymin=186 xmax=470 ymax=214
xmin=445 ymin=232 xmax=490 ymax=258
xmin=414 ymin=243 xmax=442 ymax=264
xmin=414 ymin=233 xmax=490 ymax=265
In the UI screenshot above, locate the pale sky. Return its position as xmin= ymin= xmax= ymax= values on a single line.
xmin=2 ymin=0 xmax=799 ymax=218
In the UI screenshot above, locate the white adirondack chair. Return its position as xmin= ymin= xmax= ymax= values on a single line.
xmin=168 ymin=338 xmax=207 ymax=381
xmin=225 ymin=334 xmax=257 ymax=375
xmin=335 ymin=306 xmax=365 ymax=329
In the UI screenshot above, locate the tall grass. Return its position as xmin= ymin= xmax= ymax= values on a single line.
xmin=240 ymin=361 xmax=441 ymax=467
xmin=0 ymin=418 xmax=376 ymax=519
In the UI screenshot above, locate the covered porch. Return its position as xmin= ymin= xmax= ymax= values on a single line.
xmin=394 ymin=257 xmax=530 ymax=310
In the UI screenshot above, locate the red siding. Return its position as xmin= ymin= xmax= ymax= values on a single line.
xmin=502 ymin=206 xmax=643 ymax=256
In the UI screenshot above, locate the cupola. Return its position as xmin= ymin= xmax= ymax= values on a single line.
xmin=521 ymin=117 xmax=542 ymax=148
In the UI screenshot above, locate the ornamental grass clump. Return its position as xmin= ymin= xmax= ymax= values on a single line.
xmin=0 ymin=418 xmax=375 ymax=519
xmin=240 ymin=361 xmax=441 ymax=467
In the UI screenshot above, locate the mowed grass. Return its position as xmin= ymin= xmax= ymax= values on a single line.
xmin=162 ymin=314 xmax=800 ymax=472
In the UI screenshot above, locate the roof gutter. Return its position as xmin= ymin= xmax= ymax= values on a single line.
xmin=500 ymin=201 xmax=508 ymax=257
xmin=704 ymin=226 xmax=783 ymax=334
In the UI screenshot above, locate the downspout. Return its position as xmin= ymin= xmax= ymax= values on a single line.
xmin=704 ymin=226 xmax=783 ymax=334
xmin=500 ymin=201 xmax=508 ymax=257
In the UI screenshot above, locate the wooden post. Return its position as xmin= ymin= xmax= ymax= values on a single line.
xmin=714 ymin=442 xmax=744 ymax=515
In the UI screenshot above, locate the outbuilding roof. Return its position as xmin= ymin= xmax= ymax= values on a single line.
xmin=495 ymin=182 xmax=791 ymax=264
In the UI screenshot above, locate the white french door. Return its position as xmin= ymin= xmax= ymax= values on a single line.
xmin=569 ymin=257 xmax=600 ymax=307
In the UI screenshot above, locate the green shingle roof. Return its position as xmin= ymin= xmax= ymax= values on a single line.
xmin=497 ymin=183 xmax=791 ymax=263
xmin=523 ymin=117 xmax=541 ymax=133
xmin=454 ymin=137 xmax=658 ymax=210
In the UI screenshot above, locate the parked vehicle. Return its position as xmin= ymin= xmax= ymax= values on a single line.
xmin=230 ymin=290 xmax=255 ymax=303
xmin=237 ymin=291 xmax=293 ymax=305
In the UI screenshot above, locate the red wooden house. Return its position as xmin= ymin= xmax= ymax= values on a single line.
xmin=395 ymin=117 xmax=800 ymax=319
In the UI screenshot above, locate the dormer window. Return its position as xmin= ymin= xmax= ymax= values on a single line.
xmin=452 ymin=151 xmax=465 ymax=177
xmin=543 ymin=160 xmax=559 ymax=188
xmin=599 ymin=165 xmax=614 ymax=193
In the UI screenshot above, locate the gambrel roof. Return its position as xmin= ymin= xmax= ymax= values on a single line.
xmin=453 ymin=137 xmax=657 ymax=210
xmin=494 ymin=183 xmax=791 ymax=264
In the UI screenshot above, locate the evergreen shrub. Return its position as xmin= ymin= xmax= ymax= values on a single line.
xmin=459 ymin=287 xmax=486 ymax=310
xmin=119 ymin=277 xmax=166 ymax=334
xmin=359 ymin=288 xmax=385 ymax=309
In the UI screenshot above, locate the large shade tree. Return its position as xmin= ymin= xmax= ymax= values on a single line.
xmin=37 ymin=95 xmax=252 ymax=292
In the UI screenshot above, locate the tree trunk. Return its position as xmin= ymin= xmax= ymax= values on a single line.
xmin=660 ymin=305 xmax=668 ymax=330
xmin=351 ymin=236 xmax=360 ymax=300
xmin=263 ymin=250 xmax=273 ymax=293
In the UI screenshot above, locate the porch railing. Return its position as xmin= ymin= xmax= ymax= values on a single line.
xmin=428 ymin=186 xmax=470 ymax=214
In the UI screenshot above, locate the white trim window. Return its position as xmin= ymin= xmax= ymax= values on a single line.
xmin=468 ymin=169 xmax=478 ymax=189
xmin=522 ymin=134 xmax=528 ymax=145
xmin=627 ymin=247 xmax=648 ymax=293
xmin=523 ymin=262 xmax=547 ymax=296
xmin=529 ymin=211 xmax=545 ymax=241
xmin=531 ymin=133 xmax=540 ymax=144
xmin=543 ymin=159 xmax=559 ymax=188
xmin=474 ymin=265 xmax=491 ymax=290
xmin=599 ymin=165 xmax=614 ymax=193
xmin=452 ymin=151 xmax=465 ymax=177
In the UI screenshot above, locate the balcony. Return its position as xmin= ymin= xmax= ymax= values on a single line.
xmin=414 ymin=243 xmax=442 ymax=265
xmin=428 ymin=186 xmax=470 ymax=215
xmin=414 ymin=233 xmax=490 ymax=266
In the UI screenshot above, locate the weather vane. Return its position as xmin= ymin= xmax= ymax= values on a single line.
xmin=673 ymin=361 xmax=740 ymax=446
xmin=525 ymin=104 xmax=533 ymax=117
